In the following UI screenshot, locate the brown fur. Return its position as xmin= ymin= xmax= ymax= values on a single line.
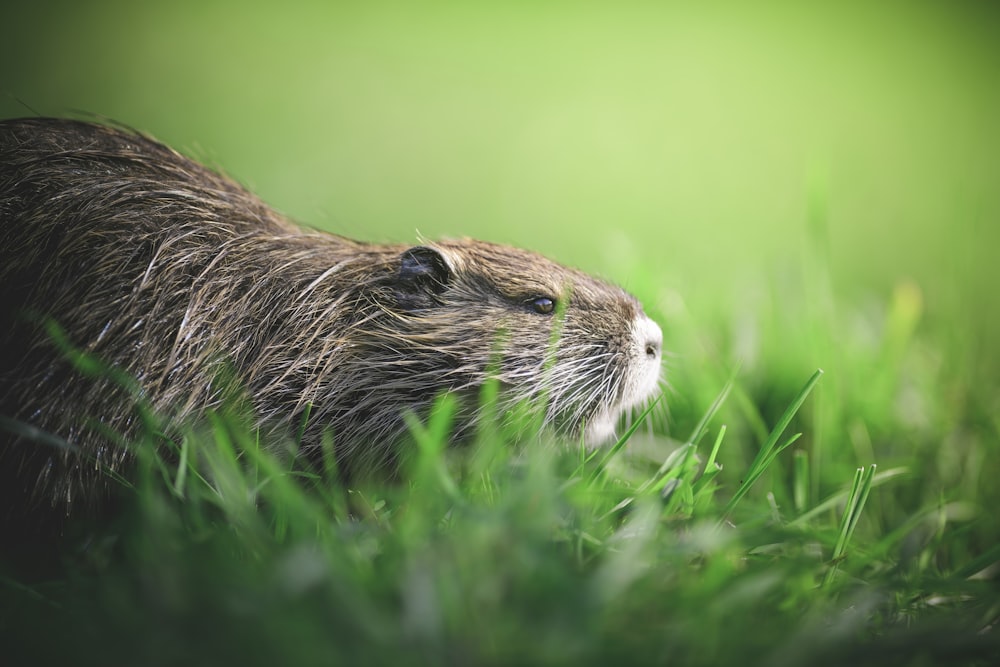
xmin=0 ymin=118 xmax=662 ymax=517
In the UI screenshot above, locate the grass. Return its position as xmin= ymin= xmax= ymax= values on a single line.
xmin=1 ymin=247 xmax=998 ymax=667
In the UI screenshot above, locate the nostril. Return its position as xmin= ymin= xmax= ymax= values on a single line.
xmin=645 ymin=333 xmax=662 ymax=359
xmin=637 ymin=317 xmax=663 ymax=360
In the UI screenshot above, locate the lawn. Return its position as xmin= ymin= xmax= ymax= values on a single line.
xmin=1 ymin=2 xmax=998 ymax=665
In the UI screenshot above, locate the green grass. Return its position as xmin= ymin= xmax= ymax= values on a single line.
xmin=2 ymin=255 xmax=998 ymax=667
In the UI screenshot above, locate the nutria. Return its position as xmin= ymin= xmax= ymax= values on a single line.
xmin=0 ymin=117 xmax=663 ymax=519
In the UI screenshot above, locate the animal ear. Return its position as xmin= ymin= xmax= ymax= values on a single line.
xmin=396 ymin=245 xmax=453 ymax=309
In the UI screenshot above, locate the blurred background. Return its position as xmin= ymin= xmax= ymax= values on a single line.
xmin=2 ymin=0 xmax=998 ymax=377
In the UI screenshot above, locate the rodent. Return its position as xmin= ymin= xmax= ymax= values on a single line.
xmin=0 ymin=117 xmax=663 ymax=519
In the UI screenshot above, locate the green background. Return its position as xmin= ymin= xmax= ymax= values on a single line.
xmin=3 ymin=0 xmax=998 ymax=365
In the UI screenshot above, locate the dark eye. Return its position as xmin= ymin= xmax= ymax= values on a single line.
xmin=529 ymin=297 xmax=555 ymax=314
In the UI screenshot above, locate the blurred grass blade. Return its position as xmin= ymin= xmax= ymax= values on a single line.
xmin=404 ymin=393 xmax=461 ymax=502
xmin=722 ymin=368 xmax=823 ymax=521
xmin=687 ymin=361 xmax=741 ymax=448
xmin=173 ymin=434 xmax=191 ymax=498
xmin=793 ymin=449 xmax=809 ymax=514
xmin=0 ymin=416 xmax=76 ymax=452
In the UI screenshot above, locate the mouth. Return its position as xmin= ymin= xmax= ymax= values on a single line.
xmin=583 ymin=410 xmax=618 ymax=446
xmin=583 ymin=340 xmax=663 ymax=447
xmin=582 ymin=380 xmax=662 ymax=447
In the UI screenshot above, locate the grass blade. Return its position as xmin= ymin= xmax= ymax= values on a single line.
xmin=824 ymin=464 xmax=877 ymax=587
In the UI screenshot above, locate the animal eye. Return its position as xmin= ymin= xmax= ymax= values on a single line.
xmin=529 ymin=297 xmax=555 ymax=314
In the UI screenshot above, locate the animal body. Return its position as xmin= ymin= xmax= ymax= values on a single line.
xmin=0 ymin=118 xmax=663 ymax=517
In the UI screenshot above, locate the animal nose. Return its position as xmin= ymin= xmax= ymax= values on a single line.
xmin=641 ymin=318 xmax=663 ymax=360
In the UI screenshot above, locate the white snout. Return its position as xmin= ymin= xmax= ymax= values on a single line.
xmin=626 ymin=315 xmax=664 ymax=408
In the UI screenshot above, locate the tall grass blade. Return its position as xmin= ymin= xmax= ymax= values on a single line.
xmin=824 ymin=464 xmax=877 ymax=587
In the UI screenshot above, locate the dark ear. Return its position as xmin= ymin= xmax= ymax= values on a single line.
xmin=395 ymin=245 xmax=453 ymax=310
